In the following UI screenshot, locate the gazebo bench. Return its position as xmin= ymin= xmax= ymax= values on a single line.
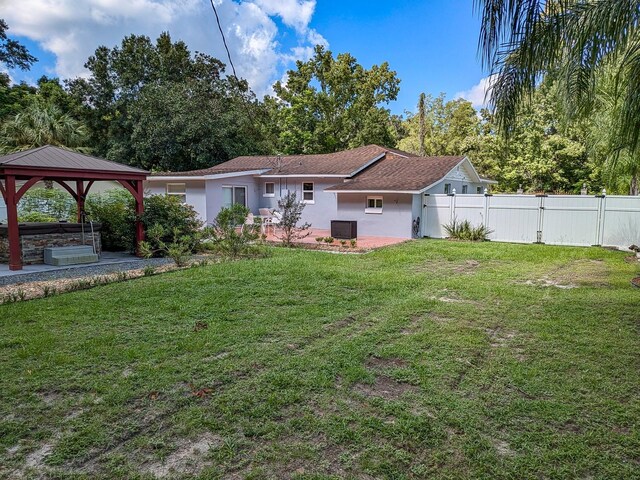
xmin=43 ymin=246 xmax=99 ymax=266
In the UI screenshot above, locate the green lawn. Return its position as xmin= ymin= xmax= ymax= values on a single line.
xmin=1 ymin=240 xmax=639 ymax=479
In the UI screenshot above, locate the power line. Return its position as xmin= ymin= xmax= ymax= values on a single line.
xmin=208 ymin=0 xmax=238 ymax=80
xmin=206 ymin=0 xmax=280 ymax=162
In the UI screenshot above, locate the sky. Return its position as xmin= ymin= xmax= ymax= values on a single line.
xmin=0 ymin=0 xmax=491 ymax=115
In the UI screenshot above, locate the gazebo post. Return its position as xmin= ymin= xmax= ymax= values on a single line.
xmin=134 ymin=179 xmax=145 ymax=255
xmin=5 ymin=175 xmax=22 ymax=271
xmin=76 ymin=180 xmax=85 ymax=223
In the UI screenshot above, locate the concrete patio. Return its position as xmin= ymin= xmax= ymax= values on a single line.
xmin=263 ymin=228 xmax=408 ymax=249
xmin=0 ymin=252 xmax=150 ymax=280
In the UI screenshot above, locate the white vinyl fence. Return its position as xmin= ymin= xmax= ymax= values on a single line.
xmin=423 ymin=194 xmax=640 ymax=249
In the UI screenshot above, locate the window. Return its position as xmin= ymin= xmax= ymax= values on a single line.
xmin=222 ymin=186 xmax=247 ymax=208
xmin=264 ymin=182 xmax=275 ymax=197
xmin=477 ymin=186 xmax=483 ymax=194
xmin=462 ymin=185 xmax=468 ymax=194
xmin=166 ymin=183 xmax=186 ymax=203
xmin=302 ymin=182 xmax=314 ymax=203
xmin=365 ymin=196 xmax=383 ymax=214
xmin=444 ymin=183 xmax=452 ymax=194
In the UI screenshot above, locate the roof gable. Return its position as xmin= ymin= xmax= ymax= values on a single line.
xmin=326 ymin=155 xmax=469 ymax=193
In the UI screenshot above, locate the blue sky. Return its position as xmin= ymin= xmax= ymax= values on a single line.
xmin=3 ymin=0 xmax=489 ymax=116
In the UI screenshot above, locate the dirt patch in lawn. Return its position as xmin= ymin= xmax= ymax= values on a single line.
xmin=142 ymin=433 xmax=222 ymax=478
xmin=353 ymin=375 xmax=417 ymax=401
xmin=365 ymin=356 xmax=409 ymax=370
xmin=523 ymin=259 xmax=611 ymax=289
xmin=491 ymin=438 xmax=516 ymax=457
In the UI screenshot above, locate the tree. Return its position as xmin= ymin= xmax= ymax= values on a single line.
xmin=0 ymin=102 xmax=88 ymax=154
xmin=68 ymin=32 xmax=268 ymax=171
xmin=0 ymin=19 xmax=36 ymax=70
xmin=207 ymin=204 xmax=261 ymax=258
xmin=398 ymin=93 xmax=479 ymax=157
xmin=268 ymin=45 xmax=401 ymax=154
xmin=275 ymin=192 xmax=311 ymax=246
xmin=476 ymin=0 xmax=640 ymax=155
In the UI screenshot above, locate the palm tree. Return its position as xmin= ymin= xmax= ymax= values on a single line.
xmin=476 ymin=0 xmax=640 ymax=154
xmin=0 ymin=102 xmax=88 ymax=154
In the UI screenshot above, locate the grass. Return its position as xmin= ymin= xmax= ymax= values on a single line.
xmin=0 ymin=240 xmax=639 ymax=479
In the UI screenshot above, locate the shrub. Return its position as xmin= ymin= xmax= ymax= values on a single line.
xmin=86 ymin=190 xmax=135 ymax=251
xmin=206 ymin=204 xmax=260 ymax=258
xmin=18 ymin=211 xmax=59 ymax=222
xmin=275 ymin=192 xmax=311 ymax=247
xmin=443 ymin=218 xmax=493 ymax=241
xmin=339 ymin=239 xmax=347 ymax=247
xmin=323 ymin=237 xmax=334 ymax=244
xmin=18 ymin=187 xmax=76 ymax=221
xmin=140 ymin=195 xmax=203 ymax=254
xmin=315 ymin=237 xmax=324 ymax=243
xmin=350 ymin=239 xmax=357 ymax=248
xmin=139 ymin=224 xmax=194 ymax=267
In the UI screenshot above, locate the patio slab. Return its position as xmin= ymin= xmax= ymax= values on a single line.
xmin=264 ymin=228 xmax=408 ymax=249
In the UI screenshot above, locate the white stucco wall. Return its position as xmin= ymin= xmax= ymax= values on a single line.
xmin=335 ymin=193 xmax=414 ymax=238
xmin=257 ymin=177 xmax=339 ymax=229
xmin=146 ymin=180 xmax=207 ymax=223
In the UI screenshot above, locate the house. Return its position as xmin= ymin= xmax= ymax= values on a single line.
xmin=145 ymin=145 xmax=495 ymax=239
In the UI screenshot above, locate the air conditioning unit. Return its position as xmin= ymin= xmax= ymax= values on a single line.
xmin=331 ymin=220 xmax=357 ymax=240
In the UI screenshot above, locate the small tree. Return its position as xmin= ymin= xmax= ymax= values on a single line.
xmin=207 ymin=204 xmax=260 ymax=258
xmin=139 ymin=224 xmax=195 ymax=267
xmin=276 ymin=192 xmax=311 ymax=247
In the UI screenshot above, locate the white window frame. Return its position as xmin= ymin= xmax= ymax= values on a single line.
xmin=302 ymin=182 xmax=315 ymax=204
xmin=462 ymin=185 xmax=468 ymax=194
xmin=264 ymin=182 xmax=275 ymax=197
xmin=365 ymin=196 xmax=383 ymax=214
xmin=166 ymin=183 xmax=187 ymax=203
xmin=444 ymin=183 xmax=452 ymax=194
xmin=222 ymin=185 xmax=247 ymax=208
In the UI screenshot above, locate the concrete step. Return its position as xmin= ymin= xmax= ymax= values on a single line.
xmin=45 ymin=253 xmax=99 ymax=266
xmin=44 ymin=246 xmax=98 ymax=266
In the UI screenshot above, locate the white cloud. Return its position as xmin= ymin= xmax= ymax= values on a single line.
xmin=1 ymin=0 xmax=326 ymax=96
xmin=454 ymin=75 xmax=497 ymax=109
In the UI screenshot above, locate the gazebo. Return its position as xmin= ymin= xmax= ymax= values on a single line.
xmin=0 ymin=145 xmax=148 ymax=270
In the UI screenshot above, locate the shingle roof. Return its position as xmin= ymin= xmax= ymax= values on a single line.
xmin=0 ymin=145 xmax=147 ymax=174
xmin=151 ymin=144 xmax=416 ymax=177
xmin=326 ymin=155 xmax=466 ymax=192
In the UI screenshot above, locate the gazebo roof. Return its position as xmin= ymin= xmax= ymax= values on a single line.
xmin=0 ymin=145 xmax=147 ymax=175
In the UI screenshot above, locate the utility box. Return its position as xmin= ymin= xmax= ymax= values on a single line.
xmin=331 ymin=220 xmax=357 ymax=240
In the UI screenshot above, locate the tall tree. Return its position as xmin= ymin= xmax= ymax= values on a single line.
xmin=0 ymin=102 xmax=88 ymax=154
xmin=476 ymin=0 xmax=640 ymax=153
xmin=398 ymin=93 xmax=479 ymax=157
xmin=269 ymin=45 xmax=401 ymax=154
xmin=0 ymin=19 xmax=36 ymax=71
xmin=68 ymin=32 xmax=268 ymax=170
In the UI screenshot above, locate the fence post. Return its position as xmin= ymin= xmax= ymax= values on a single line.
xmin=594 ymin=189 xmax=606 ymax=246
xmin=535 ymin=194 xmax=546 ymax=243
xmin=483 ymin=189 xmax=490 ymax=229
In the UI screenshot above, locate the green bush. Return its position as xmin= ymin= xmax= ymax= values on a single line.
xmin=206 ymin=204 xmax=261 ymax=258
xmin=443 ymin=218 xmax=493 ymax=241
xmin=86 ymin=189 xmax=135 ymax=251
xmin=18 ymin=211 xmax=59 ymax=222
xmin=18 ymin=187 xmax=76 ymax=221
xmin=140 ymin=195 xmax=203 ymax=254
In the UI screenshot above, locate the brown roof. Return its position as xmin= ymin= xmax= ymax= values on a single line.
xmin=0 ymin=145 xmax=147 ymax=174
xmin=152 ymin=144 xmax=416 ymax=177
xmin=326 ymin=155 xmax=467 ymax=192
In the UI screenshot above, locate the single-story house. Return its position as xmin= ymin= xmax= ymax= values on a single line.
xmin=146 ymin=145 xmax=496 ymax=239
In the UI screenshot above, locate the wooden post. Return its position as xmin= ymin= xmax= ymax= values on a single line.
xmin=76 ymin=180 xmax=85 ymax=223
xmin=5 ymin=175 xmax=22 ymax=271
xmin=134 ymin=180 xmax=145 ymax=255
